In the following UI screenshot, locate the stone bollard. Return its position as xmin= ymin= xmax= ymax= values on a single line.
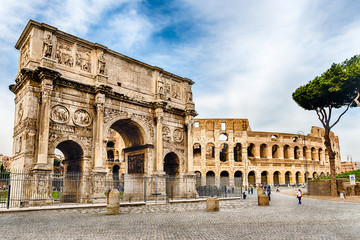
xmin=258 ymin=194 xmax=269 ymax=206
xmin=206 ymin=197 xmax=219 ymax=212
xmin=340 ymin=192 xmax=345 ymax=200
xmin=257 ymin=188 xmax=264 ymax=196
xmin=107 ymin=189 xmax=120 ymax=215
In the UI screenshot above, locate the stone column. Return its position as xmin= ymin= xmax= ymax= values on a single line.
xmin=278 ymin=146 xmax=284 ymax=159
xmin=254 ymin=144 xmax=260 ymax=158
xmin=185 ymin=115 xmax=194 ymax=173
xmin=94 ymin=93 xmax=105 ymax=170
xmin=155 ymin=106 xmax=164 ymax=173
xmin=242 ymin=144 xmax=248 ymax=188
xmin=34 ymin=69 xmax=58 ymax=170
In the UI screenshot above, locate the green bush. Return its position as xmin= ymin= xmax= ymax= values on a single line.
xmin=314 ymin=169 xmax=360 ymax=182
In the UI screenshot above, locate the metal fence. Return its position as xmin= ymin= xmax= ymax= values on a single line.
xmin=0 ymin=171 xmax=242 ymax=209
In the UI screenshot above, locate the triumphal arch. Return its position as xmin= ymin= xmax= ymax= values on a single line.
xmin=9 ymin=20 xmax=197 ymax=203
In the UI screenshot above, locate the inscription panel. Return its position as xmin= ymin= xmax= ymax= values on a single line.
xmin=128 ymin=153 xmax=145 ymax=174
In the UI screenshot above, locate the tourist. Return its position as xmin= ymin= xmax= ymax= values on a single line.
xmin=297 ymin=189 xmax=302 ymax=205
xmin=250 ymin=187 xmax=253 ymax=194
xmin=267 ymin=188 xmax=271 ymax=201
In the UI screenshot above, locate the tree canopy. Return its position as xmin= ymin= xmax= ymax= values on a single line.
xmin=293 ymin=55 xmax=360 ymax=110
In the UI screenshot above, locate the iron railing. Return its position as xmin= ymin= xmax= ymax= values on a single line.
xmin=0 ymin=171 xmax=242 ymax=208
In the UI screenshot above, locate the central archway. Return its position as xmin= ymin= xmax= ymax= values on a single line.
xmin=164 ymin=152 xmax=180 ymax=199
xmin=55 ymin=140 xmax=84 ymax=203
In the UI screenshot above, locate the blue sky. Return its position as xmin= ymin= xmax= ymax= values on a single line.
xmin=0 ymin=0 xmax=360 ymax=162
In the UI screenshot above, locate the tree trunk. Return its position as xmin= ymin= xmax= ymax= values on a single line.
xmin=323 ymin=129 xmax=337 ymax=197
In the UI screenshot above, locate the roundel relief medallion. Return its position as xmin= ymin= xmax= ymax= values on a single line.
xmin=50 ymin=105 xmax=69 ymax=123
xmin=73 ymin=109 xmax=92 ymax=127
xmin=173 ymin=128 xmax=184 ymax=143
xmin=162 ymin=126 xmax=171 ymax=141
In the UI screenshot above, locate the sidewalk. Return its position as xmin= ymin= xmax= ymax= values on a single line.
xmin=0 ymin=196 xmax=242 ymax=213
xmin=278 ymin=187 xmax=360 ymax=203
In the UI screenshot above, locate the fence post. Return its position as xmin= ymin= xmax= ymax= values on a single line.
xmin=6 ymin=185 xmax=11 ymax=209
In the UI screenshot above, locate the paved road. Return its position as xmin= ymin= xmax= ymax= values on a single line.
xmin=0 ymin=191 xmax=359 ymax=239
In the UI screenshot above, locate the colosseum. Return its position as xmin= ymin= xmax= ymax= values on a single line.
xmin=191 ymin=119 xmax=341 ymax=189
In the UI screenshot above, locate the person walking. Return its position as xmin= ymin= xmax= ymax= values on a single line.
xmin=297 ymin=189 xmax=302 ymax=205
xmin=267 ymin=188 xmax=271 ymax=201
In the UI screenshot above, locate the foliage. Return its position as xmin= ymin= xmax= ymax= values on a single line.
xmin=293 ymin=55 xmax=360 ymax=112
xmin=51 ymin=191 xmax=63 ymax=199
xmin=314 ymin=169 xmax=360 ymax=182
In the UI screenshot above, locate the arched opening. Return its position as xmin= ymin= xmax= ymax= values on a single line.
xmin=234 ymin=171 xmax=242 ymax=187
xmin=247 ymin=143 xmax=255 ymax=158
xmin=260 ymin=144 xmax=267 ymax=158
xmin=206 ymin=143 xmax=215 ymax=160
xmin=53 ymin=148 xmax=64 ymax=175
xmin=311 ymin=147 xmax=316 ymax=160
xmin=112 ymin=165 xmax=120 ymax=189
xmin=193 ymin=143 xmax=201 ymax=162
xmin=272 ymin=145 xmax=279 ymax=158
xmin=234 ymin=143 xmax=242 ymax=162
xmin=220 ymin=143 xmax=228 ymax=162
xmin=164 ymin=152 xmax=180 ymax=176
xmin=285 ymin=171 xmax=291 ymax=185
xmin=303 ymin=146 xmax=308 ymax=159
xmin=318 ymin=148 xmax=323 ymax=161
xmin=295 ymin=171 xmax=301 ymax=185
xmin=195 ymin=171 xmax=202 ymax=187
xmin=109 ymin=119 xmax=147 ymax=177
xmin=320 ymin=172 xmax=325 ymax=178
xmin=107 ymin=141 xmax=115 ymax=148
xmin=294 ymin=146 xmax=300 ymax=159
xmin=248 ymin=171 xmax=255 ymax=186
xmin=261 ymin=171 xmax=268 ymax=185
xmin=164 ymin=152 xmax=180 ymax=199
xmin=283 ymin=145 xmax=290 ymax=159
xmin=273 ymin=171 xmax=280 ymax=186
xmin=313 ymin=172 xmax=318 ymax=178
xmin=56 ymin=140 xmax=83 ymax=203
xmin=206 ymin=171 xmax=215 ymax=186
xmin=220 ymin=171 xmax=229 ymax=187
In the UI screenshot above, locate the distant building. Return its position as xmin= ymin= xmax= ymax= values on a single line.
xmin=341 ymin=161 xmax=356 ymax=172
xmin=1 ymin=156 xmax=12 ymax=172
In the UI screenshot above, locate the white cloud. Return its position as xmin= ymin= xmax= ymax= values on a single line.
xmin=0 ymin=0 xmax=359 ymax=163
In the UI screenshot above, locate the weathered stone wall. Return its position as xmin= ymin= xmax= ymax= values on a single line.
xmin=308 ymin=180 xmax=331 ymax=196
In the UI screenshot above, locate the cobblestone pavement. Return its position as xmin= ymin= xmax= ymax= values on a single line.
xmin=1 ymin=191 xmax=359 ymax=240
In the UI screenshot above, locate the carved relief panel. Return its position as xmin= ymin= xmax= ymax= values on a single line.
xmin=73 ymin=109 xmax=92 ymax=127
xmin=50 ymin=105 xmax=70 ymax=124
xmin=171 ymin=81 xmax=181 ymax=100
xmin=20 ymin=38 xmax=30 ymax=68
xmin=173 ymin=128 xmax=184 ymax=143
xmin=76 ymin=45 xmax=92 ymax=73
xmin=55 ymin=39 xmax=74 ymax=67
xmin=162 ymin=126 xmax=171 ymax=141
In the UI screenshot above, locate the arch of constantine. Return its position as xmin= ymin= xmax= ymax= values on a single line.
xmin=9 ymin=20 xmax=197 ymax=203
xmin=8 ymin=20 xmax=341 ymax=205
xmin=192 ymin=119 xmax=341 ymax=189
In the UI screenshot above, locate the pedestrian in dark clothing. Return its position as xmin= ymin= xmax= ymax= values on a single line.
xmin=267 ymin=189 xmax=271 ymax=201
